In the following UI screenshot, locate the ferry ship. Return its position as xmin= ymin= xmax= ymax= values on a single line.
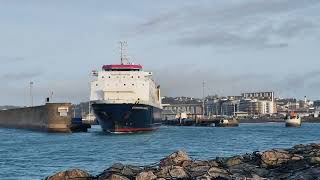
xmin=90 ymin=42 xmax=162 ymax=133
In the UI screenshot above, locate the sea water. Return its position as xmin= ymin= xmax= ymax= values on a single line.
xmin=0 ymin=123 xmax=320 ymax=179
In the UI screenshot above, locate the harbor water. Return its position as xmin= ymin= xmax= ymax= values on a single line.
xmin=1 ymin=123 xmax=320 ymax=180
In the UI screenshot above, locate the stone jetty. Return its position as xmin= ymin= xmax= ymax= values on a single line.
xmin=45 ymin=143 xmax=320 ymax=180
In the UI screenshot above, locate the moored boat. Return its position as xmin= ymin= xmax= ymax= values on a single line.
xmin=215 ymin=118 xmax=239 ymax=127
xmin=285 ymin=112 xmax=301 ymax=127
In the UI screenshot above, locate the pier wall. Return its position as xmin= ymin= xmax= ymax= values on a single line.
xmin=0 ymin=103 xmax=72 ymax=132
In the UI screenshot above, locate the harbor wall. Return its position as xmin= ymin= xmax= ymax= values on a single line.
xmin=0 ymin=103 xmax=72 ymax=133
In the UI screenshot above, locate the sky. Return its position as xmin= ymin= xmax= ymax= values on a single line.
xmin=1 ymin=0 xmax=320 ymax=106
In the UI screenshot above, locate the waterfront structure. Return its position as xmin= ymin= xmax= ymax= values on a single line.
xmin=164 ymin=91 xmax=278 ymax=118
xmin=202 ymin=92 xmax=277 ymax=117
xmin=205 ymin=98 xmax=224 ymax=116
xmin=162 ymin=103 xmax=203 ymax=120
xmin=0 ymin=103 xmax=77 ymax=132
xmin=221 ymin=100 xmax=239 ymax=116
xmin=90 ymin=42 xmax=162 ymax=133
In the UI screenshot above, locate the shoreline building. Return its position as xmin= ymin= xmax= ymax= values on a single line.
xmin=205 ymin=92 xmax=277 ymax=117
xmin=239 ymin=99 xmax=275 ymax=115
xmin=221 ymin=100 xmax=239 ymax=116
xmin=241 ymin=92 xmax=276 ymax=115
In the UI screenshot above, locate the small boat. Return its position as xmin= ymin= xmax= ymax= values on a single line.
xmin=215 ymin=118 xmax=239 ymax=127
xmin=285 ymin=112 xmax=301 ymax=127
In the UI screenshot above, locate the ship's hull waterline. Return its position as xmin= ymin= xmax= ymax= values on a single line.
xmin=92 ymin=103 xmax=162 ymax=133
xmin=285 ymin=119 xmax=301 ymax=127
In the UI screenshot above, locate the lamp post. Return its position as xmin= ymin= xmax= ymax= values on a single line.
xmin=202 ymin=81 xmax=205 ymax=117
xmin=29 ymin=81 xmax=34 ymax=107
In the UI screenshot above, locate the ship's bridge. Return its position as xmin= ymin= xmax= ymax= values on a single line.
xmin=102 ymin=64 xmax=143 ymax=71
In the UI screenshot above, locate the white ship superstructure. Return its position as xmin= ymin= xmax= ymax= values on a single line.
xmin=90 ymin=64 xmax=161 ymax=108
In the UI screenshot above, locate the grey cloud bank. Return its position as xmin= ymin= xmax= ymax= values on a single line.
xmin=0 ymin=0 xmax=320 ymax=105
xmin=1 ymin=72 xmax=43 ymax=81
xmin=0 ymin=56 xmax=26 ymax=63
xmin=137 ymin=0 xmax=320 ymax=49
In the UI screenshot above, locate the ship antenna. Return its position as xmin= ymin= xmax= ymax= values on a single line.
xmin=120 ymin=41 xmax=130 ymax=65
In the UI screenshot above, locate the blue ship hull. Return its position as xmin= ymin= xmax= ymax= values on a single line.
xmin=91 ymin=103 xmax=162 ymax=133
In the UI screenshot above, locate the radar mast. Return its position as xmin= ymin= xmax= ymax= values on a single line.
xmin=120 ymin=41 xmax=130 ymax=65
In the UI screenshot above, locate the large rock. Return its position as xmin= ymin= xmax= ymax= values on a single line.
xmin=260 ymin=149 xmax=291 ymax=168
xmin=181 ymin=160 xmax=193 ymax=168
xmin=225 ymin=156 xmax=244 ymax=167
xmin=45 ymin=169 xmax=92 ymax=180
xmin=188 ymin=165 xmax=210 ymax=177
xmin=196 ymin=175 xmax=211 ymax=180
xmin=289 ymin=143 xmax=320 ymax=155
xmin=207 ymin=167 xmax=231 ymax=179
xmin=228 ymin=163 xmax=269 ymax=178
xmin=108 ymin=163 xmax=125 ymax=173
xmin=288 ymin=166 xmax=320 ymax=179
xmin=207 ymin=160 xmax=220 ymax=167
xmin=108 ymin=174 xmax=129 ymax=180
xmin=155 ymin=166 xmax=171 ymax=179
xmin=169 ymin=166 xmax=189 ymax=179
xmin=136 ymin=171 xmax=157 ymax=180
xmin=183 ymin=161 xmax=210 ymax=177
xmin=98 ymin=164 xmax=142 ymax=179
xmin=122 ymin=165 xmax=142 ymax=177
xmin=291 ymin=154 xmax=304 ymax=161
xmin=45 ymin=143 xmax=320 ymax=180
xmin=160 ymin=150 xmax=191 ymax=167
xmin=309 ymin=156 xmax=320 ymax=165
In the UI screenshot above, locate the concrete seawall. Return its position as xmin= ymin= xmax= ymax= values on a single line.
xmin=0 ymin=103 xmax=73 ymax=133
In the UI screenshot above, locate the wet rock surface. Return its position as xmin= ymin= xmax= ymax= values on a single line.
xmin=45 ymin=169 xmax=92 ymax=180
xmin=45 ymin=143 xmax=320 ymax=179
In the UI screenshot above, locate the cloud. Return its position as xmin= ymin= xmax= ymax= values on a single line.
xmin=0 ymin=77 xmax=89 ymax=106
xmin=176 ymin=30 xmax=289 ymax=49
xmin=152 ymin=64 xmax=277 ymax=98
xmin=0 ymin=72 xmax=43 ymax=81
xmin=278 ymin=70 xmax=320 ymax=97
xmin=152 ymin=64 xmax=320 ymax=99
xmin=0 ymin=56 xmax=26 ymax=63
xmin=135 ymin=0 xmax=320 ymax=49
xmin=44 ymin=78 xmax=90 ymax=102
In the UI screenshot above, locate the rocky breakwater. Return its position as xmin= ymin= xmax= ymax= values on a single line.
xmin=45 ymin=143 xmax=320 ymax=180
